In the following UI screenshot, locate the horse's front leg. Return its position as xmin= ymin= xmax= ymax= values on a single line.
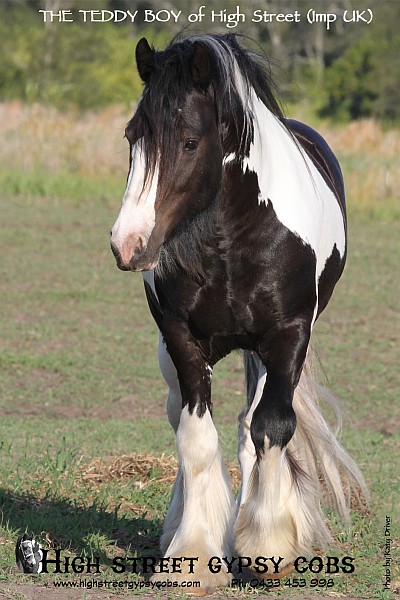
xmin=235 ymin=320 xmax=315 ymax=574
xmin=154 ymin=315 xmax=235 ymax=590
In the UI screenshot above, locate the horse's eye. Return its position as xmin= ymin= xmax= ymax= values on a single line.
xmin=184 ymin=139 xmax=199 ymax=152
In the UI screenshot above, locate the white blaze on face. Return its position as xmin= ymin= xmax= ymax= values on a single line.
xmin=111 ymin=140 xmax=158 ymax=266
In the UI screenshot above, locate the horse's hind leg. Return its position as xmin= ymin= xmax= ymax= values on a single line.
xmin=237 ymin=352 xmax=265 ymax=507
xmin=235 ymin=322 xmax=319 ymax=572
xmin=156 ymin=319 xmax=235 ymax=589
xmin=157 ymin=335 xmax=184 ymax=552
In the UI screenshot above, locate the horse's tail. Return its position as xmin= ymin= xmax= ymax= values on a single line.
xmin=243 ymin=348 xmax=368 ymax=547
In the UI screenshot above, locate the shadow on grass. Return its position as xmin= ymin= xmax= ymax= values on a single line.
xmin=0 ymin=487 xmax=162 ymax=574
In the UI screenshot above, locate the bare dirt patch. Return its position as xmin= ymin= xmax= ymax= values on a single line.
xmin=0 ymin=392 xmax=159 ymax=421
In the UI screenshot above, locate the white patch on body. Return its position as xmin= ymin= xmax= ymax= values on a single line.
xmin=244 ymin=90 xmax=346 ymax=282
xmin=111 ymin=140 xmax=158 ymax=264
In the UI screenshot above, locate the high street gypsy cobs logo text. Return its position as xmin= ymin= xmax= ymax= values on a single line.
xmin=16 ymin=546 xmax=356 ymax=576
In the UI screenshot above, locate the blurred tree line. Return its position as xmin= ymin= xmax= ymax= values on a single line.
xmin=0 ymin=0 xmax=399 ymax=121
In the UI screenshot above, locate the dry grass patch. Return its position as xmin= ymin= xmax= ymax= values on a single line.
xmin=79 ymin=452 xmax=242 ymax=491
xmin=319 ymin=118 xmax=400 ymax=207
xmin=81 ymin=452 xmax=179 ymax=488
xmin=0 ymin=101 xmax=127 ymax=177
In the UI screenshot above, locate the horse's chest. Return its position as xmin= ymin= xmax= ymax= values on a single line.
xmin=183 ymin=257 xmax=284 ymax=347
xmin=154 ymin=197 xmax=323 ymax=361
xmin=188 ymin=279 xmax=250 ymax=338
xmin=157 ymin=263 xmax=255 ymax=343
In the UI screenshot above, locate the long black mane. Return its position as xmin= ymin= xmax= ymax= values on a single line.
xmin=126 ymin=34 xmax=284 ymax=188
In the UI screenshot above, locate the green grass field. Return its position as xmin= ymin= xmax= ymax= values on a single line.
xmin=0 ymin=105 xmax=399 ymax=598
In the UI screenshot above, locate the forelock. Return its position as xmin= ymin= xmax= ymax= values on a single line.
xmin=127 ymin=34 xmax=283 ymax=186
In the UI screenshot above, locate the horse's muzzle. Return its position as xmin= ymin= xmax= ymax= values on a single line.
xmin=110 ymin=238 xmax=157 ymax=272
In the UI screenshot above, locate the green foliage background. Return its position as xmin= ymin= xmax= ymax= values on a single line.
xmin=319 ymin=4 xmax=400 ymax=122
xmin=1 ymin=0 xmax=399 ymax=121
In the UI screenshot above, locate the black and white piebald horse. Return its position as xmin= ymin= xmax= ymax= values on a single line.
xmin=110 ymin=34 xmax=365 ymax=590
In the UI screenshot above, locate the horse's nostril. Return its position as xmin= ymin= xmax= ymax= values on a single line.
xmin=135 ymin=235 xmax=145 ymax=255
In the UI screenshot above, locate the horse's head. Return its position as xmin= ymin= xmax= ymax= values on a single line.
xmin=110 ymin=37 xmax=224 ymax=272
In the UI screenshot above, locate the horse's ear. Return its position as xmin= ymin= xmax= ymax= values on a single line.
xmin=136 ymin=37 xmax=155 ymax=83
xmin=190 ymin=41 xmax=213 ymax=90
